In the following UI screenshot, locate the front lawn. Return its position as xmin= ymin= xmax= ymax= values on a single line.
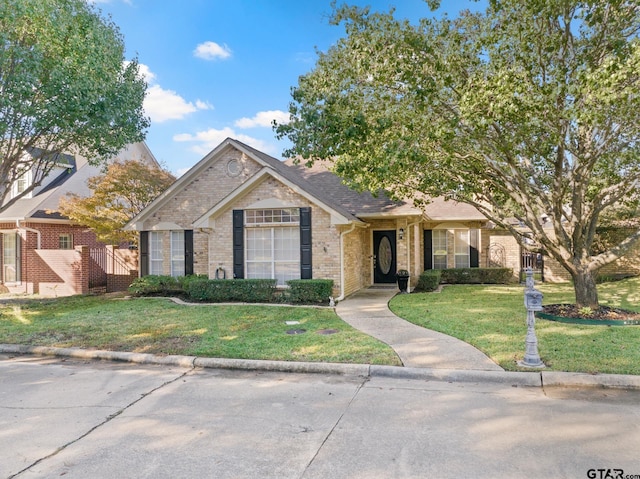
xmin=389 ymin=277 xmax=640 ymax=375
xmin=0 ymin=295 xmax=401 ymax=366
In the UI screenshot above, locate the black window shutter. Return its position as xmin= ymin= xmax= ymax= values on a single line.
xmin=184 ymin=230 xmax=194 ymax=276
xmin=300 ymin=207 xmax=312 ymax=279
xmin=424 ymin=230 xmax=433 ymax=270
xmin=140 ymin=231 xmax=149 ymax=277
xmin=232 ymin=210 xmax=244 ymax=279
xmin=470 ymin=229 xmax=479 ymax=268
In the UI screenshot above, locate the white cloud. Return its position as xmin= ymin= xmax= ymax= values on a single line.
xmin=137 ymin=63 xmax=212 ymax=123
xmin=194 ymin=41 xmax=232 ymax=61
xmin=235 ymin=110 xmax=290 ymax=129
xmin=173 ymin=127 xmax=274 ymax=156
xmin=195 ymin=99 xmax=214 ymax=110
xmin=136 ymin=63 xmax=156 ymax=84
xmin=144 ymin=85 xmax=198 ymax=123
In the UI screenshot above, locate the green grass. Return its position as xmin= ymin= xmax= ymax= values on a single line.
xmin=390 ymin=277 xmax=640 ymax=375
xmin=0 ymin=295 xmax=401 ymax=366
xmin=4 ymin=278 xmax=640 ymax=375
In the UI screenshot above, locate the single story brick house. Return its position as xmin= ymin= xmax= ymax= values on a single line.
xmin=0 ymin=142 xmax=157 ymax=296
xmin=127 ymin=138 xmax=533 ymax=299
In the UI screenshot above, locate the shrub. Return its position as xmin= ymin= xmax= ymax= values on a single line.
xmin=184 ymin=279 xmax=277 ymax=303
xmin=285 ymin=279 xmax=334 ymax=304
xmin=416 ymin=270 xmax=442 ymax=292
xmin=596 ymin=273 xmax=638 ymax=283
xmin=177 ymin=274 xmax=209 ymax=289
xmin=439 ymin=267 xmax=513 ymax=284
xmin=128 ymin=275 xmax=183 ymax=296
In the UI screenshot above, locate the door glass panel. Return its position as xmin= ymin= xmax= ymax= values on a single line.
xmin=378 ymin=236 xmax=392 ymax=274
xmin=3 ymin=234 xmax=17 ymax=283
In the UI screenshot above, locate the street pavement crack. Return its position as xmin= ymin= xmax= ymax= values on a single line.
xmin=8 ymin=369 xmax=193 ymax=479
xmin=301 ymin=376 xmax=369 ymax=478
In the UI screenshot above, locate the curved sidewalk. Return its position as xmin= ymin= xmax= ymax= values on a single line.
xmin=336 ymin=287 xmax=504 ymax=371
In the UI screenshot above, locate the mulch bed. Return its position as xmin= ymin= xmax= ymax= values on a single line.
xmin=542 ymin=304 xmax=640 ymax=321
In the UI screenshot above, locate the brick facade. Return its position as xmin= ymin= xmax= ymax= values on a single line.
xmin=0 ymin=222 xmax=136 ymax=296
xmin=130 ymin=140 xmax=640 ymax=299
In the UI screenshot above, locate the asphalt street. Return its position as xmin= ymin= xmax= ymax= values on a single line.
xmin=2 ymin=354 xmax=640 ymax=479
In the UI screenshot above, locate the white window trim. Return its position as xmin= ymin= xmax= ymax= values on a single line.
xmin=244 ymin=209 xmax=301 ymax=286
xmin=2 ymin=232 xmax=21 ymax=284
xmin=170 ymin=231 xmax=185 ymax=277
xmin=12 ymin=170 xmax=32 ymax=199
xmin=58 ymin=233 xmax=73 ymax=250
xmin=454 ymin=229 xmax=471 ymax=269
xmin=432 ymin=229 xmax=448 ymax=270
xmin=149 ymin=231 xmax=163 ymax=275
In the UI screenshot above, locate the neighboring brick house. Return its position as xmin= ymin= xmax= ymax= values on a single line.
xmin=0 ymin=142 xmax=157 ymax=296
xmin=126 ymin=138 xmax=502 ymax=299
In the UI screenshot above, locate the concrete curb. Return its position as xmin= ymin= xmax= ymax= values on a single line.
xmin=541 ymin=370 xmax=640 ymax=389
xmin=370 ymin=365 xmax=543 ymax=387
xmin=2 ymin=344 xmax=640 ymax=390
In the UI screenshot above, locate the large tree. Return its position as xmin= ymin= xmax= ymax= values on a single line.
xmin=58 ymin=160 xmax=175 ymax=245
xmin=0 ymin=0 xmax=149 ymax=211
xmin=276 ymin=0 xmax=640 ymax=308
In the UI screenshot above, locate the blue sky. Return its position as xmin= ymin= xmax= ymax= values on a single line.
xmin=91 ymin=0 xmax=484 ymax=176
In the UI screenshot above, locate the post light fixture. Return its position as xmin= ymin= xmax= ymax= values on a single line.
xmin=398 ymin=228 xmax=405 ymax=240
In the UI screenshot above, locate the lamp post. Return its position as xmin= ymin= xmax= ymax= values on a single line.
xmin=518 ymin=268 xmax=545 ymax=368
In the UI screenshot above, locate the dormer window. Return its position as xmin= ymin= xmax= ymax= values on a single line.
xmin=12 ymin=170 xmax=31 ymax=199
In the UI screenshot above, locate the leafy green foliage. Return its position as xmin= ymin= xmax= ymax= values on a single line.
xmin=276 ymin=1 xmax=640 ymax=308
xmin=128 ymin=275 xmax=183 ymax=296
xmin=184 ymin=278 xmax=277 ymax=303
xmin=416 ymin=270 xmax=442 ymax=291
xmin=0 ymin=0 xmax=149 ymax=209
xmin=439 ymin=268 xmax=514 ymax=284
xmin=129 ymin=275 xmax=279 ymax=303
xmin=284 ymin=279 xmax=334 ymax=304
xmin=59 ymin=160 xmax=175 ymax=244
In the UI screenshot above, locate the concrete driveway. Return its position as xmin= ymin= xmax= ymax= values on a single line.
xmin=2 ymin=354 xmax=640 ymax=479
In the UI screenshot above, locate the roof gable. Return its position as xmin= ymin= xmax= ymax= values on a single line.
xmin=126 ymin=138 xmax=487 ymax=230
xmin=192 ymin=168 xmax=358 ymax=228
xmin=0 ymin=141 xmax=157 ymax=222
xmin=127 ymin=138 xmax=361 ymax=230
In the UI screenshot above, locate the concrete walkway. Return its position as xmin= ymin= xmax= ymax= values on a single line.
xmin=336 ymin=286 xmax=504 ymax=371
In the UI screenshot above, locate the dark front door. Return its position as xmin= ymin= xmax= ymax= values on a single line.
xmin=373 ymin=230 xmax=397 ymax=283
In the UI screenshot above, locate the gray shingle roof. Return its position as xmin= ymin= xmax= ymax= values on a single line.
xmin=235 ymin=139 xmax=485 ymax=221
xmin=234 ymin=140 xmax=422 ymax=219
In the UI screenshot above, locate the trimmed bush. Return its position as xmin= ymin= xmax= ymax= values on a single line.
xmin=439 ymin=267 xmax=513 ymax=284
xmin=285 ymin=279 xmax=334 ymax=304
xmin=416 ymin=270 xmax=442 ymax=292
xmin=128 ymin=275 xmax=183 ymax=296
xmin=184 ymin=278 xmax=277 ymax=303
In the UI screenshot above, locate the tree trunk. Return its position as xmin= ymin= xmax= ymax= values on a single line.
xmin=571 ymin=268 xmax=599 ymax=309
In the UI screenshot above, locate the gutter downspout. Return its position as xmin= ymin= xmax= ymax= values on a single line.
xmin=16 ymin=219 xmax=41 ymax=249
xmin=336 ymin=222 xmax=357 ymax=302
xmin=16 ymin=219 xmax=41 ymax=294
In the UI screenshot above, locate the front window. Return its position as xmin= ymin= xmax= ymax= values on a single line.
xmin=454 ymin=229 xmax=470 ymax=268
xmin=149 ymin=231 xmax=163 ymax=275
xmin=432 ymin=230 xmax=448 ymax=269
xmin=2 ymin=233 xmax=20 ymax=283
xmin=58 ymin=234 xmax=73 ymax=249
xmin=245 ymin=208 xmax=300 ymax=286
xmin=170 ymin=231 xmax=185 ymax=277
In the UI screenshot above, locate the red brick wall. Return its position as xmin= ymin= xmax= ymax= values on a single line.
xmin=0 ymin=221 xmax=138 ymax=296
